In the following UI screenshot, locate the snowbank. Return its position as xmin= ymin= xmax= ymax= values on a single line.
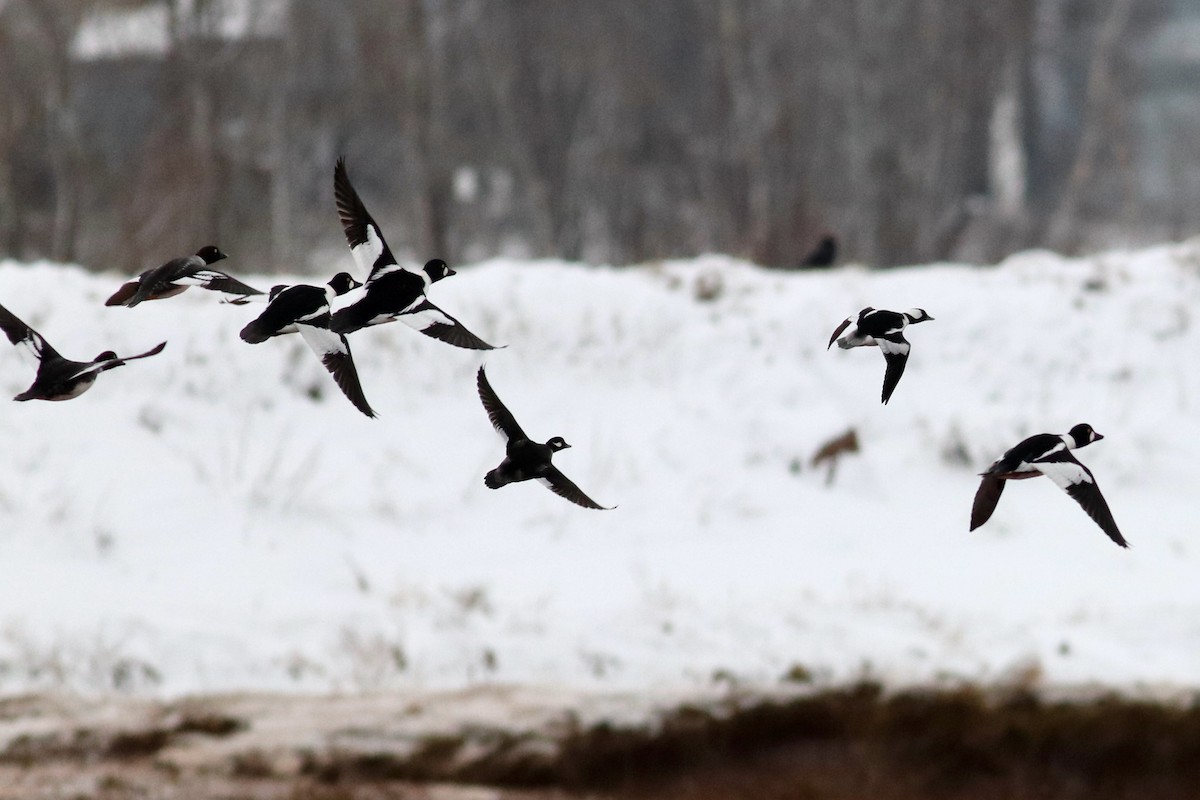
xmin=0 ymin=245 xmax=1197 ymax=699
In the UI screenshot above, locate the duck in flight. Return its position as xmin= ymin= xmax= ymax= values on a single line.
xmin=970 ymin=423 xmax=1127 ymax=548
xmin=0 ymin=301 xmax=165 ymax=401
xmin=239 ymin=272 xmax=376 ymax=418
xmin=828 ymin=307 xmax=934 ymax=404
xmin=327 ymin=158 xmax=498 ymax=349
xmin=476 ymin=366 xmax=613 ymax=510
xmin=105 ymin=246 xmax=263 ymax=307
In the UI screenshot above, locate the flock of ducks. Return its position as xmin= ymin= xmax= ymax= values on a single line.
xmin=0 ymin=159 xmax=610 ymax=510
xmin=0 ymin=159 xmax=1125 ymax=539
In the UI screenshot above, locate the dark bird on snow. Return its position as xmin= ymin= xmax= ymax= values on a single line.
xmin=239 ymin=272 xmax=376 ymax=418
xmin=827 ymin=307 xmax=934 ymax=404
xmin=970 ymin=423 xmax=1127 ymax=548
xmin=328 ymin=158 xmax=498 ymax=349
xmin=476 ymin=365 xmax=613 ymax=510
xmin=0 ymin=301 xmax=165 ymax=401
xmin=105 ymin=246 xmax=263 ymax=307
xmin=799 ymin=235 xmax=838 ymax=268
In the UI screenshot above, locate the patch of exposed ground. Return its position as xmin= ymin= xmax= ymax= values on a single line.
xmin=1 ymin=683 xmax=1199 ymax=799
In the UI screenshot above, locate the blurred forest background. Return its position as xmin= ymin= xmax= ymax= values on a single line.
xmin=0 ymin=0 xmax=1197 ymax=273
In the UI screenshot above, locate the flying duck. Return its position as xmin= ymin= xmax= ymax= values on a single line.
xmin=970 ymin=423 xmax=1127 ymax=548
xmin=239 ymin=272 xmax=375 ymax=418
xmin=476 ymin=366 xmax=612 ymax=510
xmin=0 ymin=301 xmax=165 ymax=401
xmin=105 ymin=246 xmax=263 ymax=307
xmin=327 ymin=158 xmax=498 ymax=349
xmin=828 ymin=307 xmax=934 ymax=403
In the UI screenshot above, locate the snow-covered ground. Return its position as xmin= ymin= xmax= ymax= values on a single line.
xmin=1 ymin=245 xmax=1198 ymax=701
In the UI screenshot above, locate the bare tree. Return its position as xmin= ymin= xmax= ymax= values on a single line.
xmin=0 ymin=0 xmax=1179 ymax=272
xmin=1 ymin=0 xmax=90 ymax=262
xmin=1044 ymin=0 xmax=1136 ymax=251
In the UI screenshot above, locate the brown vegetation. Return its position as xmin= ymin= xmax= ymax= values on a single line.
xmin=810 ymin=429 xmax=859 ymax=485
xmin=2 ymin=684 xmax=1200 ymax=798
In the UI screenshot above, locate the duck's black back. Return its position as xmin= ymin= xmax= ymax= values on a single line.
xmin=993 ymin=432 xmax=1062 ymax=471
xmin=330 ymin=269 xmax=425 ymax=333
xmin=856 ymin=310 xmax=905 ymax=337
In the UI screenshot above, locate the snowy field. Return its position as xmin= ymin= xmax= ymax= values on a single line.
xmin=0 ymin=244 xmax=1198 ymax=702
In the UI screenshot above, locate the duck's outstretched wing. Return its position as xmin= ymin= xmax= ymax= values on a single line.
xmin=827 ymin=316 xmax=853 ymax=349
xmin=969 ymin=475 xmax=1006 ymax=531
xmin=334 ymin=157 xmax=397 ymax=282
xmin=537 ymin=466 xmax=614 ymax=510
xmin=400 ymin=299 xmax=499 ymax=350
xmin=877 ymin=333 xmax=910 ymax=404
xmin=476 ymin=366 xmax=528 ymax=443
xmin=296 ymin=322 xmax=376 ymax=418
xmin=117 ymin=341 xmax=168 ymax=363
xmin=399 ymin=299 xmax=499 ymax=350
xmin=105 ymin=280 xmax=144 ymax=307
xmin=73 ymin=341 xmax=167 ymax=379
xmin=0 ymin=302 xmax=61 ymax=362
xmin=828 ymin=307 xmax=876 ymax=349
xmin=119 ymin=258 xmax=199 ymax=307
xmin=176 ymin=269 xmax=264 ymax=298
xmin=1034 ymin=451 xmax=1128 ymax=548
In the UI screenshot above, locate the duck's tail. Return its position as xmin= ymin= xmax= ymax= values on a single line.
xmin=484 ymin=469 xmax=507 ymax=490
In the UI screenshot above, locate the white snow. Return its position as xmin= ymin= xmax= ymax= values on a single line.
xmin=71 ymin=0 xmax=286 ymax=61
xmin=0 ymin=244 xmax=1198 ymax=704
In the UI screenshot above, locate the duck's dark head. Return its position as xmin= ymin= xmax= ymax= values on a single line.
xmin=1067 ymin=423 xmax=1103 ymax=448
xmin=423 ymin=259 xmax=455 ymax=283
xmin=546 ymin=436 xmax=571 ymax=452
xmin=905 ymin=308 xmax=934 ymax=324
xmin=93 ymin=350 xmax=118 ymax=363
xmin=327 ymin=272 xmax=363 ymax=296
xmin=196 ymin=245 xmax=227 ymax=264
